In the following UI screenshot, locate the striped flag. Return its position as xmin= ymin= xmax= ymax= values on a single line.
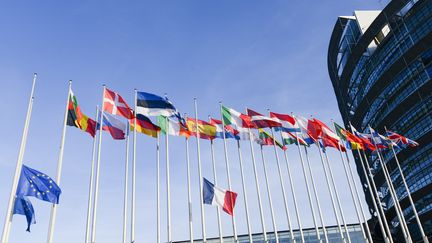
xmin=270 ymin=112 xmax=301 ymax=132
xmin=221 ymin=105 xmax=253 ymax=128
xmin=130 ymin=114 xmax=160 ymax=138
xmin=67 ymin=90 xmax=97 ymax=137
xmin=136 ymin=91 xmax=177 ymax=117
xmin=257 ymin=128 xmax=286 ymax=150
xmin=158 ymin=115 xmax=190 ymax=138
xmin=203 ymin=178 xmax=237 ymax=216
xmin=186 ymin=118 xmax=216 ymax=140
xmin=247 ymin=109 xmax=281 ymax=128
xmin=209 ymin=118 xmax=239 ymax=140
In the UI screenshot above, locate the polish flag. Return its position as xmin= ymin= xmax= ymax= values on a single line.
xmin=103 ymin=88 xmax=134 ymax=119
xmin=203 ymin=178 xmax=237 ymax=216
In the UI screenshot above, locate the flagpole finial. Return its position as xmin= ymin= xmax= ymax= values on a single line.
xmin=134 ymin=88 xmax=137 ymax=91
xmin=68 ymin=80 xmax=72 ymax=85
xmin=33 ymin=72 xmax=37 ymax=77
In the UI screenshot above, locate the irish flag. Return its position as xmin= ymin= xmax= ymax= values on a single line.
xmin=221 ymin=105 xmax=253 ymax=128
xmin=158 ymin=116 xmax=190 ymax=138
xmin=203 ymin=178 xmax=237 ymax=216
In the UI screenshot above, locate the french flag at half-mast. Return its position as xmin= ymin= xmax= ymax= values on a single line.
xmin=203 ymin=178 xmax=237 ymax=216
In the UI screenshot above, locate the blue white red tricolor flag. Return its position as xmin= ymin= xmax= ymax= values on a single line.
xmin=203 ymin=178 xmax=237 ymax=216
xmin=100 ymin=111 xmax=127 ymax=140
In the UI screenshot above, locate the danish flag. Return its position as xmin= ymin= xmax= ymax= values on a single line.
xmin=103 ymin=88 xmax=134 ymax=119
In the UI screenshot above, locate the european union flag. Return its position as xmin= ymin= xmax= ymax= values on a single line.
xmin=16 ymin=165 xmax=62 ymax=204
xmin=13 ymin=196 xmax=36 ymax=232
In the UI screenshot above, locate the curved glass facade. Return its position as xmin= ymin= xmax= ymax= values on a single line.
xmin=328 ymin=0 xmax=432 ymax=241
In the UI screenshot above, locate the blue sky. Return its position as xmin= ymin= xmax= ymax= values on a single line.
xmin=0 ymin=1 xmax=384 ymax=242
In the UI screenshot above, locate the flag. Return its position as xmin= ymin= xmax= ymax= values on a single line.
xmin=13 ymin=196 xmax=35 ymax=232
xmin=221 ymin=105 xmax=253 ymax=128
xmin=311 ymin=118 xmax=346 ymax=151
xmin=280 ymin=130 xmax=308 ymax=146
xmin=368 ymin=128 xmax=388 ymax=149
xmin=67 ymin=91 xmax=97 ymax=137
xmin=293 ymin=115 xmax=316 ymax=145
xmin=334 ymin=123 xmax=364 ymax=150
xmin=136 ymin=91 xmax=177 ymax=117
xmin=100 ymin=111 xmax=127 ymax=140
xmin=130 ymin=114 xmax=160 ymax=138
xmin=351 ymin=126 xmax=377 ymax=151
xmin=186 ymin=118 xmax=216 ymax=140
xmin=209 ymin=118 xmax=239 ymax=140
xmin=203 ymin=178 xmax=237 ymax=216
xmin=103 ymin=88 xmax=134 ymax=119
xmin=247 ymin=109 xmax=281 ymax=128
xmin=257 ymin=128 xmax=286 ymax=150
xmin=385 ymin=131 xmax=419 ymax=148
xmin=270 ymin=112 xmax=301 ymax=132
xmin=16 ymin=165 xmax=62 ymax=204
xmin=158 ymin=115 xmax=190 ymax=138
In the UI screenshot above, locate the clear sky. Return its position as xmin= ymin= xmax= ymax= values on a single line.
xmin=0 ymin=1 xmax=385 ymax=242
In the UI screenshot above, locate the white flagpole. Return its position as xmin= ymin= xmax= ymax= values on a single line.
xmin=47 ymin=79 xmax=72 ymax=243
xmin=331 ymin=125 xmax=369 ymax=243
xmin=91 ymin=85 xmax=106 ymax=243
xmin=384 ymin=127 xmax=429 ymax=243
xmin=122 ymin=124 xmax=130 ymax=243
xmin=1 ymin=73 xmax=37 ymax=243
xmin=348 ymin=122 xmax=391 ymax=243
xmin=156 ymin=134 xmax=161 ymax=243
xmin=314 ymin=141 xmax=346 ymax=242
xmin=194 ymin=98 xmax=207 ymax=242
xmin=342 ymin=150 xmax=373 ymax=243
xmin=303 ymin=146 xmax=329 ymax=243
xmin=165 ymin=115 xmax=172 ymax=243
xmin=184 ymin=123 xmax=194 ymax=243
xmin=279 ymin=130 xmax=304 ymax=242
xmin=235 ymin=140 xmax=253 ymax=243
xmin=269 ymin=123 xmax=295 ymax=242
xmin=208 ymin=126 xmax=223 ymax=242
xmin=85 ymin=108 xmax=99 ymax=243
xmin=245 ymin=126 xmax=267 ymax=242
xmin=131 ymin=90 xmax=137 ymax=243
xmin=218 ymin=105 xmax=238 ymax=242
xmin=291 ymin=130 xmax=321 ymax=242
xmin=321 ymin=146 xmax=352 ymax=243
xmin=360 ymin=150 xmax=393 ymax=243
xmin=368 ymin=126 xmax=411 ymax=243
xmin=259 ymin=145 xmax=279 ymax=243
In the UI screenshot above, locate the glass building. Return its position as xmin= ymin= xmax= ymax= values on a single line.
xmin=174 ymin=224 xmax=365 ymax=243
xmin=327 ymin=0 xmax=432 ymax=241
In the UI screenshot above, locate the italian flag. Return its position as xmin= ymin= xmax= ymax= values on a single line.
xmin=221 ymin=105 xmax=252 ymax=128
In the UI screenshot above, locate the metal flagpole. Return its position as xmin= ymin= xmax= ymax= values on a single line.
xmin=131 ymin=90 xmax=137 ymax=243
xmin=246 ymin=126 xmax=268 ymax=242
xmin=156 ymin=134 xmax=161 ymax=243
xmin=91 ymin=85 xmax=106 ymax=243
xmin=208 ymin=128 xmax=224 ymax=243
xmin=47 ymin=80 xmax=72 ymax=243
xmin=279 ymin=129 xmax=304 ymax=242
xmin=184 ymin=124 xmax=194 ymax=243
xmin=303 ymin=146 xmax=329 ymax=243
xmin=269 ymin=125 xmax=295 ymax=242
xmin=368 ymin=126 xmax=411 ymax=243
xmin=218 ymin=104 xmax=238 ymax=242
xmin=332 ymin=124 xmax=370 ymax=243
xmin=343 ymin=151 xmax=373 ymax=243
xmin=292 ymin=129 xmax=321 ymax=242
xmin=384 ymin=127 xmax=429 ymax=243
xmin=348 ymin=122 xmax=391 ymax=243
xmin=314 ymin=141 xmax=346 ymax=242
xmin=360 ymin=150 xmax=393 ymax=243
xmin=259 ymin=145 xmax=279 ymax=243
xmin=85 ymin=109 xmax=99 ymax=243
xmin=122 ymin=123 xmax=130 ymax=243
xmin=321 ymin=146 xmax=352 ymax=243
xmin=1 ymin=73 xmax=37 ymax=243
xmin=165 ymin=115 xmax=172 ymax=243
xmin=194 ymin=98 xmax=207 ymax=243
xmin=235 ymin=140 xmax=253 ymax=243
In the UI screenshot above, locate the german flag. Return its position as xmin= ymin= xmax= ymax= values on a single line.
xmin=130 ymin=114 xmax=160 ymax=138
xmin=67 ymin=91 xmax=97 ymax=137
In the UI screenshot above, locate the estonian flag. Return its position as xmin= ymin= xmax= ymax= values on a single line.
xmin=136 ymin=91 xmax=177 ymax=117
xmin=203 ymin=178 xmax=237 ymax=216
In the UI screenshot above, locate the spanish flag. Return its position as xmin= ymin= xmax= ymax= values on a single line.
xmin=186 ymin=118 xmax=216 ymax=140
xmin=67 ymin=91 xmax=97 ymax=137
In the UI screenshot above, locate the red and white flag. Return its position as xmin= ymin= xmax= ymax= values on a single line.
xmin=103 ymin=88 xmax=134 ymax=119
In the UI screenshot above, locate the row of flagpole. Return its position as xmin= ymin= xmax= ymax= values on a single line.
xmin=2 ymin=77 xmax=429 ymax=243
